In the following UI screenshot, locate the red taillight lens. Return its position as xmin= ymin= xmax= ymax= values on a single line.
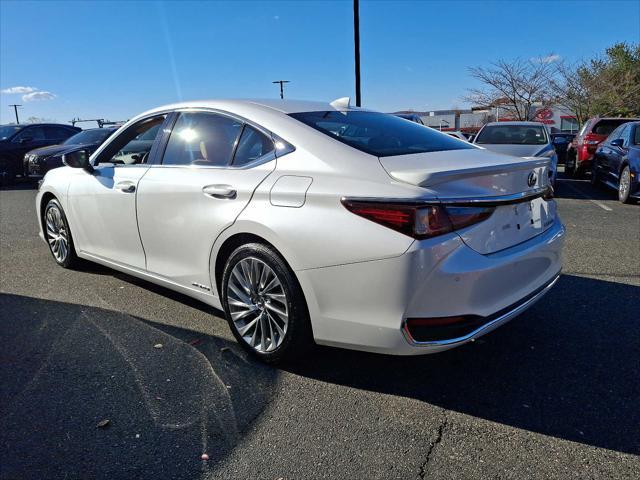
xmin=342 ymin=200 xmax=494 ymax=240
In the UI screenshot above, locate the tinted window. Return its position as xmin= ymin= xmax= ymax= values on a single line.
xmin=476 ymin=125 xmax=547 ymax=145
xmin=162 ymin=112 xmax=243 ymax=166
xmin=635 ymin=125 xmax=640 ymax=145
xmin=0 ymin=125 xmax=23 ymax=140
xmin=14 ymin=126 xmax=45 ymax=142
xmin=45 ymin=126 xmax=74 ymax=140
xmin=232 ymin=125 xmax=274 ymax=166
xmin=97 ymin=115 xmax=166 ymax=165
xmin=606 ymin=125 xmax=624 ymax=142
xmin=290 ymin=111 xmax=473 ymax=157
xmin=592 ymin=119 xmax=629 ymax=136
xmin=63 ymin=128 xmax=115 ymax=145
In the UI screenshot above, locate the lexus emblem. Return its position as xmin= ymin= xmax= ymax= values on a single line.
xmin=527 ymin=171 xmax=537 ymax=187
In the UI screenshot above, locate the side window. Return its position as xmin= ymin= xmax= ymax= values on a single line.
xmin=619 ymin=124 xmax=631 ymax=147
xmin=45 ymin=126 xmax=73 ymax=140
xmin=162 ymin=112 xmax=242 ymax=166
xmin=634 ymin=125 xmax=640 ymax=145
xmin=14 ymin=127 xmax=45 ymax=142
xmin=96 ymin=115 xmax=166 ymax=165
xmin=607 ymin=125 xmax=623 ymax=143
xmin=232 ymin=125 xmax=274 ymax=167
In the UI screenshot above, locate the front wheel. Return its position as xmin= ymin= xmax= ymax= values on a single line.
xmin=221 ymin=243 xmax=313 ymax=364
xmin=618 ymin=166 xmax=632 ymax=204
xmin=43 ymin=198 xmax=79 ymax=268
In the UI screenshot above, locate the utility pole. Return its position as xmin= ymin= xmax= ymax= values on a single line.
xmin=272 ymin=80 xmax=290 ymax=99
xmin=9 ymin=104 xmax=22 ymax=124
xmin=353 ymin=0 xmax=361 ymax=107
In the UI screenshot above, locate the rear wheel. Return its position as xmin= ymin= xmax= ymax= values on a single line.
xmin=618 ymin=166 xmax=632 ymax=204
xmin=43 ymin=198 xmax=79 ymax=268
xmin=221 ymin=243 xmax=313 ymax=364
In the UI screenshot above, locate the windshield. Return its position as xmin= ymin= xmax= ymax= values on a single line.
xmin=475 ymin=125 xmax=548 ymax=145
xmin=289 ymin=111 xmax=474 ymax=157
xmin=63 ymin=128 xmax=115 ymax=145
xmin=0 ymin=125 xmax=23 ymax=140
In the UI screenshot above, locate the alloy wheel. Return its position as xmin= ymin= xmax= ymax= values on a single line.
xmin=619 ymin=167 xmax=630 ymax=201
xmin=45 ymin=204 xmax=69 ymax=263
xmin=226 ymin=257 xmax=289 ymax=353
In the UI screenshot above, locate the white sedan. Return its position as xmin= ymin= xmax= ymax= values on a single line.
xmin=36 ymin=98 xmax=564 ymax=363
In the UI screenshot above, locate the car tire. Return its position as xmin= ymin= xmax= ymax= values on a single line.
xmin=43 ymin=198 xmax=79 ymax=268
xmin=590 ymin=164 xmax=602 ymax=188
xmin=0 ymin=158 xmax=16 ymax=186
xmin=221 ymin=242 xmax=313 ymax=364
xmin=618 ymin=166 xmax=632 ymax=204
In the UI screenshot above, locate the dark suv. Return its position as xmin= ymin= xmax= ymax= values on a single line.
xmin=0 ymin=123 xmax=80 ymax=184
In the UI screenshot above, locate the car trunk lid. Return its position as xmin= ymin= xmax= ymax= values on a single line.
xmin=379 ymin=149 xmax=556 ymax=254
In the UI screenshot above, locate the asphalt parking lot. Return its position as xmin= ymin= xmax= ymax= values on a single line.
xmin=1 ymin=171 xmax=639 ymax=480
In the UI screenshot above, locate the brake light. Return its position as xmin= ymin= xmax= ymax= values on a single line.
xmin=341 ymin=200 xmax=494 ymax=239
xmin=584 ymin=133 xmax=601 ymax=145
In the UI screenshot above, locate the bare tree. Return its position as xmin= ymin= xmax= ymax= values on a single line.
xmin=466 ymin=58 xmax=554 ymax=121
xmin=547 ymin=60 xmax=592 ymax=125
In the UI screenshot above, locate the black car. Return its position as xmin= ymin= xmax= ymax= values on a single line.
xmin=25 ymin=127 xmax=118 ymax=178
xmin=550 ymin=132 xmax=575 ymax=165
xmin=0 ymin=123 xmax=80 ymax=184
xmin=591 ymin=121 xmax=640 ymax=203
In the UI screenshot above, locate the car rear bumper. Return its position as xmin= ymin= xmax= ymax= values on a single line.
xmin=297 ymin=217 xmax=565 ymax=355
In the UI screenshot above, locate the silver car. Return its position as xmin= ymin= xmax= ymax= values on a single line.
xmin=473 ymin=121 xmax=558 ymax=185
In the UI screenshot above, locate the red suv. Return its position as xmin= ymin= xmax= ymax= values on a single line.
xmin=566 ymin=117 xmax=640 ymax=177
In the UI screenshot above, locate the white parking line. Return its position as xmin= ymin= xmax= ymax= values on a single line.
xmin=562 ymin=181 xmax=613 ymax=211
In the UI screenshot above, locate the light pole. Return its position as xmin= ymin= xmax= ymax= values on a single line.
xmin=9 ymin=104 xmax=22 ymax=124
xmin=353 ymin=0 xmax=361 ymax=107
xmin=272 ymin=80 xmax=290 ymax=99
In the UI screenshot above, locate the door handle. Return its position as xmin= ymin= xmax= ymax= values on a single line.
xmin=116 ymin=181 xmax=136 ymax=193
xmin=202 ymin=184 xmax=236 ymax=199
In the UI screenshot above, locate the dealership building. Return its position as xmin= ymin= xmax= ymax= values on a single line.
xmin=395 ymin=104 xmax=579 ymax=134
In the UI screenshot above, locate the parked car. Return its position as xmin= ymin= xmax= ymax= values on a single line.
xmin=0 ymin=123 xmax=80 ymax=184
xmin=25 ymin=127 xmax=118 ymax=178
xmin=591 ymin=121 xmax=640 ymax=203
xmin=37 ymin=99 xmax=564 ymax=363
xmin=473 ymin=121 xmax=558 ymax=185
xmin=550 ymin=133 xmax=575 ymax=165
xmin=566 ymin=117 xmax=639 ymax=178
xmin=393 ymin=113 xmax=424 ymax=125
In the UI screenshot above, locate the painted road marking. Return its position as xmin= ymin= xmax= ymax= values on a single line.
xmin=562 ymin=181 xmax=613 ymax=211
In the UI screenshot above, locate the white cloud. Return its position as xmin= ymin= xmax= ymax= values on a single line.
xmin=22 ymin=91 xmax=56 ymax=102
xmin=1 ymin=86 xmax=38 ymax=94
xmin=532 ymin=54 xmax=561 ymax=64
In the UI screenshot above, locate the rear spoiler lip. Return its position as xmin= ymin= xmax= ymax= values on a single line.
xmin=341 ymin=185 xmax=553 ymax=208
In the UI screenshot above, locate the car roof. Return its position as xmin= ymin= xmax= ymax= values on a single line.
xmin=482 ymin=121 xmax=546 ymax=127
xmin=137 ymin=98 xmax=370 ymax=119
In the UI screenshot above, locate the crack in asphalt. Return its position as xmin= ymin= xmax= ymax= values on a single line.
xmin=417 ymin=409 xmax=449 ymax=479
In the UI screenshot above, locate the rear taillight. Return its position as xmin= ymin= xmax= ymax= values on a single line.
xmin=341 ymin=200 xmax=494 ymax=240
xmin=584 ymin=133 xmax=601 ymax=145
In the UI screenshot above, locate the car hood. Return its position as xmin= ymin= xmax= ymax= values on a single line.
xmin=475 ymin=144 xmax=548 ymax=157
xmin=27 ymin=143 xmax=96 ymax=157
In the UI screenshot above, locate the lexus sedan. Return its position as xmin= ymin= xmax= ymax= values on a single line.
xmin=474 ymin=121 xmax=558 ymax=186
xmin=36 ymin=99 xmax=564 ymax=363
xmin=24 ymin=126 xmax=118 ymax=179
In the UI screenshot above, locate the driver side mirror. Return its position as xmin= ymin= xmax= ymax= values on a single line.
xmin=610 ymin=138 xmax=624 ymax=148
xmin=62 ymin=148 xmax=94 ymax=173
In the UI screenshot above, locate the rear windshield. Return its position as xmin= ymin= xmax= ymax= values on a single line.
xmin=289 ymin=111 xmax=474 ymax=157
xmin=592 ymin=119 xmax=633 ymax=136
xmin=475 ymin=124 xmax=547 ymax=145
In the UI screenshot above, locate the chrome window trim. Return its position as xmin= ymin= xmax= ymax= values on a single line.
xmin=341 ymin=185 xmax=552 ymax=208
xmin=402 ymin=272 xmax=561 ymax=347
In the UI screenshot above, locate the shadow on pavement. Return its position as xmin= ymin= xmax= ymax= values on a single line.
xmin=285 ymin=274 xmax=640 ymax=456
xmin=554 ymin=175 xmax=619 ymax=201
xmin=0 ymin=293 xmax=278 ymax=480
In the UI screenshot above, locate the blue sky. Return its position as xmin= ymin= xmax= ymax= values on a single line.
xmin=1 ymin=0 xmax=638 ymax=124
